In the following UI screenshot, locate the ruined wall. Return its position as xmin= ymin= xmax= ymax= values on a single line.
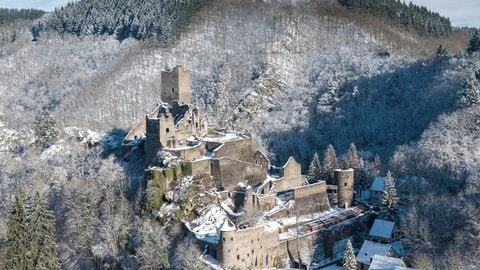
xmin=125 ymin=118 xmax=146 ymax=141
xmin=279 ymin=213 xmax=374 ymax=265
xmin=211 ymin=158 xmax=266 ymax=190
xmin=191 ymin=158 xmax=211 ymax=178
xmin=293 ymin=182 xmax=331 ymax=214
xmin=254 ymin=150 xmax=270 ymax=170
xmin=213 ymin=136 xmax=255 ymax=163
xmin=126 ymin=106 xmax=160 ymax=141
xmin=335 ymin=169 xmax=354 ymax=208
xmin=170 ymin=104 xmax=208 ymax=145
xmin=164 ymin=143 xmax=205 ymax=161
xmin=274 ymin=157 xmax=305 ymax=192
xmin=160 ymin=65 xmax=191 ymax=104
xmin=145 ymin=117 xmax=162 ymax=163
xmin=255 ymin=193 xmax=277 ymax=210
xmin=219 ymin=226 xmax=280 ymax=269
xmin=158 ymin=114 xmax=175 ymax=147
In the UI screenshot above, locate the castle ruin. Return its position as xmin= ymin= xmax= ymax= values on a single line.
xmin=126 ymin=65 xmax=369 ymax=269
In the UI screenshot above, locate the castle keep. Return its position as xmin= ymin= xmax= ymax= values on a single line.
xmin=126 ymin=65 xmax=367 ymax=270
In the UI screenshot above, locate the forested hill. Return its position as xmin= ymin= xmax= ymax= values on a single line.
xmin=339 ymin=0 xmax=452 ymax=37
xmin=46 ymin=0 xmax=209 ymax=42
xmin=0 ymin=8 xmax=44 ymax=25
xmin=0 ymin=0 xmax=479 ymax=268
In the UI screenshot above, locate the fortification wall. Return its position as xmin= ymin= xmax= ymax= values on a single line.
xmin=211 ymin=158 xmax=266 ymax=190
xmin=219 ymin=226 xmax=280 ymax=269
xmin=125 ymin=118 xmax=146 ymax=141
xmin=164 ymin=143 xmax=205 ymax=161
xmin=274 ymin=157 xmax=304 ymax=192
xmin=191 ymin=159 xmax=211 ymax=178
xmin=126 ymin=106 xmax=160 ymax=141
xmin=254 ymin=150 xmax=270 ymax=170
xmin=293 ymin=182 xmax=331 ymax=214
xmin=255 ymin=193 xmax=277 ymax=210
xmin=213 ymin=137 xmax=254 ymax=163
xmin=279 ymin=212 xmax=374 ymax=265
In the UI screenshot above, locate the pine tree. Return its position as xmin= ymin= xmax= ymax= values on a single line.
xmin=6 ymin=188 xmax=30 ymax=270
xmin=323 ymin=144 xmax=337 ymax=184
xmin=382 ymin=171 xmax=399 ymax=211
xmin=343 ymin=240 xmax=357 ymax=270
xmin=466 ymin=30 xmax=480 ymax=54
xmin=343 ymin=142 xmax=360 ymax=169
xmin=28 ymin=192 xmax=60 ymax=270
xmin=460 ymin=71 xmax=480 ymax=108
xmin=34 ymin=110 xmax=59 ymax=149
xmin=436 ymin=44 xmax=451 ymax=58
xmin=307 ymin=152 xmax=321 ymax=182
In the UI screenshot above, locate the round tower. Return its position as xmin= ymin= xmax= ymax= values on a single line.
xmin=218 ymin=219 xmax=236 ymax=268
xmin=335 ymin=168 xmax=354 ymax=208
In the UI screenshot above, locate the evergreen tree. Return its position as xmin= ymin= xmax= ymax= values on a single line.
xmin=460 ymin=71 xmax=480 ymax=108
xmin=382 ymin=171 xmax=398 ymax=211
xmin=6 ymin=188 xmax=30 ymax=270
xmin=436 ymin=44 xmax=451 ymax=58
xmin=307 ymin=152 xmax=321 ymax=182
xmin=343 ymin=142 xmax=361 ymax=169
xmin=28 ymin=192 xmax=60 ymax=270
xmin=343 ymin=240 xmax=357 ymax=270
xmin=466 ymin=30 xmax=480 ymax=54
xmin=34 ymin=110 xmax=59 ymax=149
xmin=322 ymin=144 xmax=337 ymax=184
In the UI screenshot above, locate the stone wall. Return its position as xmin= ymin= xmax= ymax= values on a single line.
xmin=279 ymin=212 xmax=374 ymax=265
xmin=191 ymin=158 xmax=212 ymax=178
xmin=218 ymin=226 xmax=280 ymax=269
xmin=125 ymin=118 xmax=146 ymax=141
xmin=164 ymin=142 xmax=205 ymax=161
xmin=211 ymin=158 xmax=266 ymax=190
xmin=293 ymin=182 xmax=331 ymax=214
xmin=254 ymin=150 xmax=270 ymax=170
xmin=274 ymin=157 xmax=305 ymax=192
xmin=255 ymin=193 xmax=277 ymax=210
xmin=213 ymin=136 xmax=255 ymax=163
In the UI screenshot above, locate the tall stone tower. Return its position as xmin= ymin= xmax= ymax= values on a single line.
xmin=335 ymin=168 xmax=354 ymax=208
xmin=160 ymin=65 xmax=191 ymax=104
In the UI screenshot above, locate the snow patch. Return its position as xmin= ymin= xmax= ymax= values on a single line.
xmin=188 ymin=204 xmax=228 ymax=243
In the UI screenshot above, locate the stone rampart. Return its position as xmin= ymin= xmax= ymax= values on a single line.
xmin=211 ymin=158 xmax=266 ymax=190
xmin=293 ymin=182 xmax=330 ymax=214
xmin=219 ymin=225 xmax=280 ymax=269
xmin=213 ymin=136 xmax=254 ymax=163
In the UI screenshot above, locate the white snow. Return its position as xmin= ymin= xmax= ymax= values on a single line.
xmin=356 ymin=240 xmax=392 ymax=266
xmin=188 ymin=204 xmax=228 ymax=243
xmin=369 ymin=219 xmax=395 ymax=240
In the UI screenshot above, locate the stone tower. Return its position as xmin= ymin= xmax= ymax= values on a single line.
xmin=335 ymin=168 xmax=354 ymax=208
xmin=160 ymin=65 xmax=191 ymax=104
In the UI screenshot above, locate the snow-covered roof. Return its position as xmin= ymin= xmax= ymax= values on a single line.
xmin=356 ymin=240 xmax=392 ymax=266
xmin=369 ymin=255 xmax=404 ymax=270
xmin=371 ymin=177 xmax=385 ymax=191
xmin=369 ymin=219 xmax=395 ymax=240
